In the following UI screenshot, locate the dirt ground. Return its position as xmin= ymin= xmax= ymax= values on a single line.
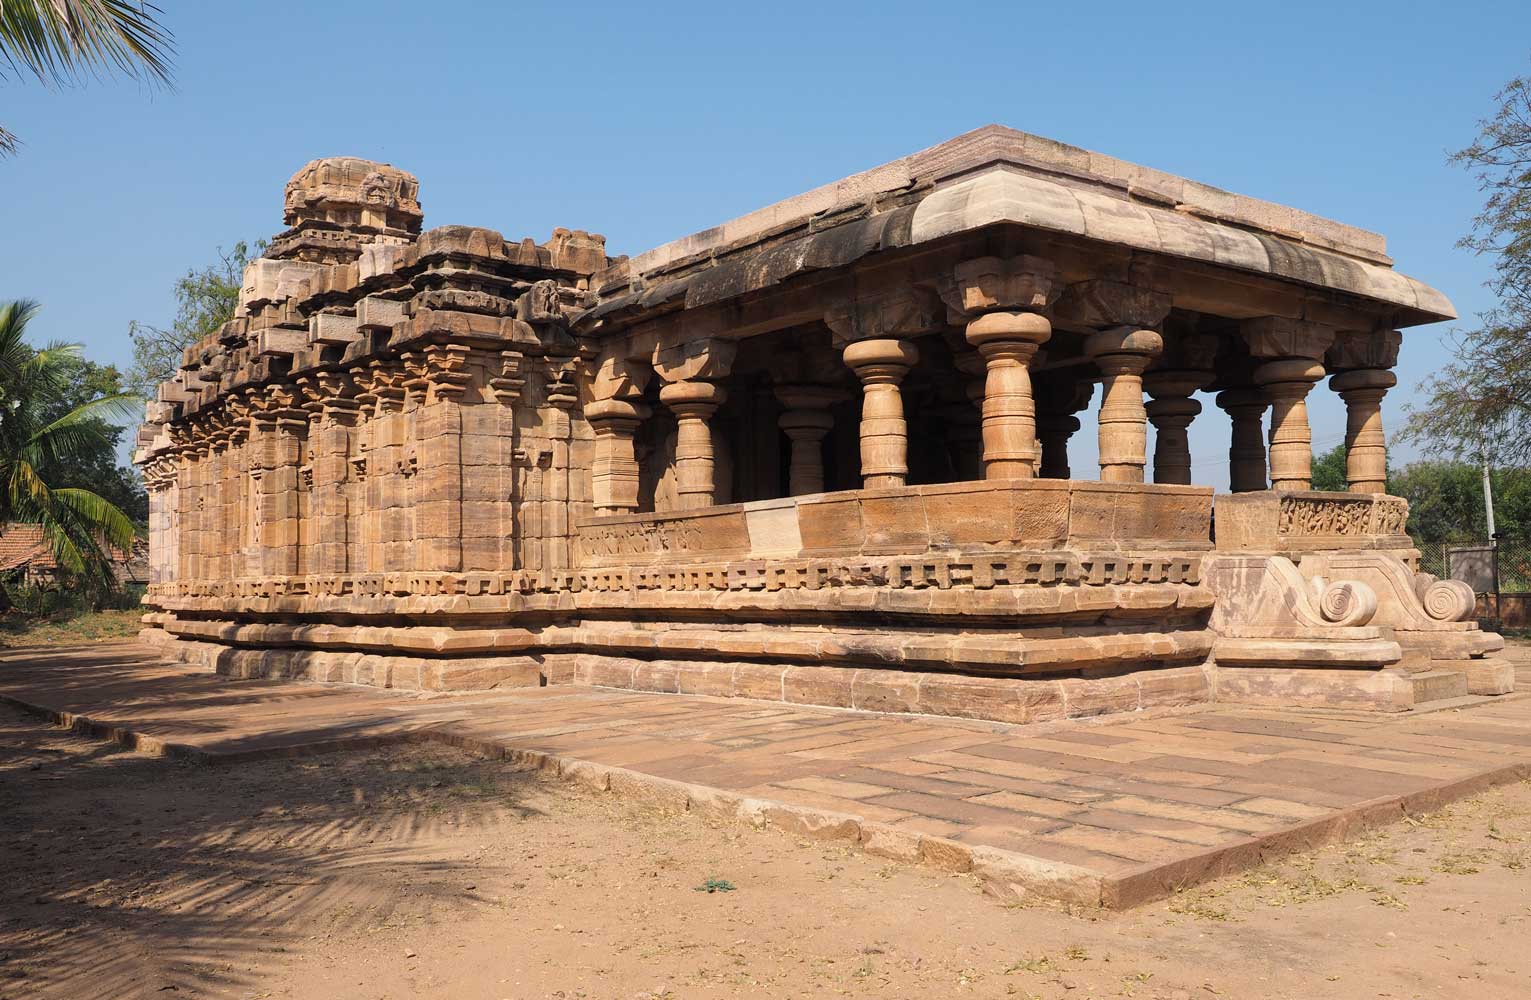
xmin=3 ymin=703 xmax=1530 ymax=1000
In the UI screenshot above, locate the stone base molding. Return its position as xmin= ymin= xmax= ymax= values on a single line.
xmin=146 ymin=631 xmax=1214 ymax=726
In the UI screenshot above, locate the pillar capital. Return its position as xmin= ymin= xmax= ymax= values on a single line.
xmin=1327 ymin=328 xmax=1401 ymax=371
xmin=1215 ymin=387 xmax=1268 ymax=414
xmin=658 ymin=378 xmax=726 ymax=414
xmin=586 ymin=396 xmax=649 ymax=427
xmin=1085 ymin=326 xmax=1164 ymax=371
xmin=1329 ymin=367 xmax=1397 ymax=397
xmin=939 ymin=255 xmax=1059 ymax=319
xmin=1143 ymin=368 xmax=1212 ymax=401
xmin=653 ymin=337 xmax=737 ymax=384
xmin=825 ymin=290 xmax=940 ymax=346
xmin=843 ymin=337 xmax=919 ymax=380
xmin=1254 ymin=358 xmax=1325 ymax=393
xmin=964 ymin=310 xmax=1052 ymax=353
xmin=1242 ymin=316 xmax=1336 ymax=361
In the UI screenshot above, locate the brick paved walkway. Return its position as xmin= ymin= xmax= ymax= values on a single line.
xmin=4 ymin=642 xmax=1531 ymax=908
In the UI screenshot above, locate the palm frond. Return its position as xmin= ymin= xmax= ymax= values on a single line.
xmin=53 ymin=487 xmax=135 ymax=553
xmin=0 ymin=1 xmax=174 ymax=87
xmin=0 ymin=300 xmax=42 ymax=385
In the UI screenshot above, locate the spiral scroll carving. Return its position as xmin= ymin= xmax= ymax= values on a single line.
xmin=1420 ymin=578 xmax=1476 ymax=622
xmin=1316 ymin=580 xmax=1378 ymax=627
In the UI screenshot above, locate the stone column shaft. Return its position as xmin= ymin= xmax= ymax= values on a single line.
xmin=1086 ymin=327 xmax=1163 ymax=484
xmin=1144 ymin=371 xmax=1210 ymax=486
xmin=659 ymin=380 xmax=725 ymax=509
xmin=1036 ymin=414 xmax=1080 ymax=479
xmin=1256 ymin=359 xmax=1325 ymax=491
xmin=588 ymin=398 xmax=648 ymax=514
xmin=966 ymin=311 xmax=1050 ymax=479
xmin=776 ymin=386 xmax=839 ymax=497
xmin=1216 ymin=389 xmax=1268 ymax=493
xmin=1331 ymin=368 xmax=1396 ymax=494
xmin=843 ymin=338 xmax=919 ymax=489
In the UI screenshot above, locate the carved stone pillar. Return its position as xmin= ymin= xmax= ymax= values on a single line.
xmin=775 ymin=385 xmax=840 ymax=496
xmin=939 ymin=256 xmax=1059 ymax=480
xmin=843 ymin=338 xmax=919 ymax=488
xmin=659 ymin=380 xmax=725 ymax=509
xmin=652 ymin=338 xmax=735 ymax=509
xmin=966 ymin=312 xmax=1051 ymax=478
xmin=588 ymin=398 xmax=649 ymax=514
xmin=1034 ymin=378 xmax=1092 ymax=480
xmin=1331 ymin=368 xmax=1395 ymax=494
xmin=1215 ymin=389 xmax=1268 ymax=493
xmin=1034 ymin=413 xmax=1078 ymax=479
xmin=1241 ymin=317 xmax=1336 ymax=493
xmin=1256 ymin=359 xmax=1326 ymax=491
xmin=1085 ymin=328 xmax=1163 ymax=483
xmin=1055 ymin=277 xmax=1172 ymax=485
xmin=1144 ymin=370 xmax=1210 ymax=486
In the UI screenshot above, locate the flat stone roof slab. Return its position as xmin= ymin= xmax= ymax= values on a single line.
xmin=589 ymin=125 xmax=1452 ymax=328
xmin=5 ymin=644 xmax=1528 ymax=908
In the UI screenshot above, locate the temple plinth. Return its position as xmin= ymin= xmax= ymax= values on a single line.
xmin=134 ymin=128 xmax=1510 ymax=723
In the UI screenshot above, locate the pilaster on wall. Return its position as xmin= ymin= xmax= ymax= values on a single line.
xmin=300 ymin=372 xmax=360 ymax=576
xmin=250 ymin=386 xmax=306 ymax=578
xmin=407 ymin=344 xmax=473 ymax=573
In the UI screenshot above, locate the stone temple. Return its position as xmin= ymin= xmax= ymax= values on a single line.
xmin=134 ymin=126 xmax=1510 ymax=723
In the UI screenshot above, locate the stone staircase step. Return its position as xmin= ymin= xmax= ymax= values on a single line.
xmin=1406 ymin=669 xmax=1470 ymax=704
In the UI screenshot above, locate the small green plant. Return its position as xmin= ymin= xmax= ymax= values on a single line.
xmin=694 ymin=877 xmax=736 ymax=893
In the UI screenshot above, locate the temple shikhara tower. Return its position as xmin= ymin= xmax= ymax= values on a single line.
xmin=135 ymin=127 xmax=1510 ymax=720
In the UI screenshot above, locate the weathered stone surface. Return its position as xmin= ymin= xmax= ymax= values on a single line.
xmin=135 ymin=133 xmax=1496 ymax=727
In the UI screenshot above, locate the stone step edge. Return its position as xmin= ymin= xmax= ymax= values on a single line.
xmin=5 ymin=687 xmax=1529 ymax=911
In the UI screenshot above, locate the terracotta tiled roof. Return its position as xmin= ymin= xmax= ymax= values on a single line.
xmin=0 ymin=523 xmax=56 ymax=572
xmin=0 ymin=523 xmax=138 ymax=573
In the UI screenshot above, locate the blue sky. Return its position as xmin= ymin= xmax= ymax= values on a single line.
xmin=3 ymin=1 xmax=1527 ymax=486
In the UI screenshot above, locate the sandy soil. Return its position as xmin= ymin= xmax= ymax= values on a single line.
xmin=3 ymin=702 xmax=1530 ymax=1000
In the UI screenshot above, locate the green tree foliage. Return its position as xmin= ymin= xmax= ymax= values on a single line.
xmin=37 ymin=355 xmax=147 ymax=525
xmin=1319 ymin=440 xmax=1531 ymax=545
xmin=1310 ymin=443 xmax=1350 ymax=492
xmin=0 ymin=1 xmax=173 ymax=155
xmin=0 ymin=300 xmax=140 ymax=593
xmin=1390 ymin=461 xmax=1531 ymax=546
xmin=127 ymin=240 xmax=264 ymax=399
xmin=1403 ymin=74 xmax=1531 ymax=464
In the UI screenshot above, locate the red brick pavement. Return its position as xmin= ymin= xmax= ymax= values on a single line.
xmin=4 ymin=642 xmax=1531 ymax=908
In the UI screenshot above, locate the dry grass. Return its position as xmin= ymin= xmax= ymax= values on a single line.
xmin=0 ymin=609 xmax=142 ymax=648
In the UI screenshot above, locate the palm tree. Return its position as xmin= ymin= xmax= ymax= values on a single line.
xmin=1 ymin=1 xmax=174 ymax=155
xmin=0 ymin=300 xmax=140 ymax=594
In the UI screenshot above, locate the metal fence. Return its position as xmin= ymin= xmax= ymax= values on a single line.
xmin=1433 ymin=536 xmax=1531 ymax=632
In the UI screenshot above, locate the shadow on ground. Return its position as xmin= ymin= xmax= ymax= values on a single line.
xmin=0 ymin=704 xmax=545 ymax=999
